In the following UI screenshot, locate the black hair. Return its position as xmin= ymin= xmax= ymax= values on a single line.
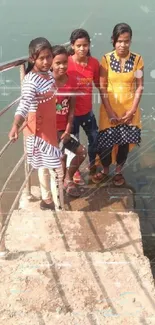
xmin=111 ymin=23 xmax=132 ymax=47
xmin=26 ymin=37 xmax=52 ymax=74
xmin=52 ymin=45 xmax=68 ymax=58
xmin=69 ymin=28 xmax=91 ymax=56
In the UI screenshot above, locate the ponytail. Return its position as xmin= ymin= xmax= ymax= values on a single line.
xmin=66 ymin=45 xmax=74 ymax=56
xmin=26 ymin=61 xmax=34 ymax=74
xmin=87 ymin=49 xmax=91 ymax=56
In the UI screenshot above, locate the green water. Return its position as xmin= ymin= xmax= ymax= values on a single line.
xmin=0 ymin=0 xmax=155 ymax=218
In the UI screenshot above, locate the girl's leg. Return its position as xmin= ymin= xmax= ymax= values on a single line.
xmin=99 ymin=147 xmax=113 ymax=174
xmin=81 ymin=112 xmax=98 ymax=170
xmin=49 ymin=167 xmax=65 ymax=211
xmin=91 ymin=147 xmax=112 ymax=184
xmin=61 ymin=154 xmax=67 ymax=180
xmin=38 ymin=168 xmax=53 ymax=208
xmin=72 ymin=116 xmax=80 ymax=140
xmin=72 ymin=116 xmax=85 ymax=184
xmin=64 ymin=138 xmax=87 ymax=196
xmin=65 ymin=144 xmax=87 ymax=181
xmin=57 ymin=131 xmax=67 ymax=180
xmin=116 ymin=143 xmax=129 ymax=170
xmin=113 ymin=143 xmax=129 ymax=186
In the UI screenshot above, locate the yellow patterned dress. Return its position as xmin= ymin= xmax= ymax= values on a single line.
xmin=97 ymin=50 xmax=144 ymax=163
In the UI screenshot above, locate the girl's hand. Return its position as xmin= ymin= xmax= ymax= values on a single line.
xmin=121 ymin=110 xmax=135 ymax=124
xmin=60 ymin=132 xmax=70 ymax=144
xmin=9 ymin=124 xmax=19 ymax=142
xmin=108 ymin=111 xmax=120 ymax=125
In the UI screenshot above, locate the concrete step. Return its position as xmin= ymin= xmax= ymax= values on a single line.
xmin=6 ymin=210 xmax=142 ymax=254
xmin=0 ymin=252 xmax=155 ymax=324
xmin=1 ymin=312 xmax=155 ymax=325
xmin=19 ymin=185 xmax=135 ymax=212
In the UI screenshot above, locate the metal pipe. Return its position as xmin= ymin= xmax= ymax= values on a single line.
xmin=0 ymin=59 xmax=28 ymax=255
xmin=0 ymin=202 xmax=6 ymax=256
xmin=0 ymin=153 xmax=26 ymax=200
xmin=0 ymin=140 xmax=12 ymax=158
xmin=20 ymin=64 xmax=31 ymax=197
xmin=0 ymin=97 xmax=20 ymax=117
xmin=0 ymin=122 xmax=27 ymax=159
xmin=0 ymin=57 xmax=28 ymax=72
xmin=0 ymin=168 xmax=33 ymax=247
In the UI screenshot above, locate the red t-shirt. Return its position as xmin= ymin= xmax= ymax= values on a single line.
xmin=56 ymin=74 xmax=77 ymax=131
xmin=67 ymin=56 xmax=100 ymax=116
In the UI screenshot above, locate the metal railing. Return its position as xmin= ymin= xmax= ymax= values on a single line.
xmin=0 ymin=56 xmax=33 ymax=256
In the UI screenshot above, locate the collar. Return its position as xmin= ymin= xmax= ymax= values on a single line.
xmin=113 ymin=50 xmax=131 ymax=61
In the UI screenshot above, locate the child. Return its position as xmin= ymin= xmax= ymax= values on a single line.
xmin=92 ymin=23 xmax=144 ymax=185
xmin=9 ymin=37 xmax=64 ymax=211
xmin=52 ymin=45 xmax=87 ymax=197
xmin=67 ymin=28 xmax=100 ymax=182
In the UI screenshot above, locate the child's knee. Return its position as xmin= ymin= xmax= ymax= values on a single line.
xmin=61 ymin=154 xmax=67 ymax=163
xmin=76 ymin=144 xmax=87 ymax=160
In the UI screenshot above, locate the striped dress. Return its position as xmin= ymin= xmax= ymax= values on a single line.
xmin=15 ymin=71 xmax=62 ymax=169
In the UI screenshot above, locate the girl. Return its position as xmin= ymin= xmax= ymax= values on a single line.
xmin=92 ymin=23 xmax=144 ymax=185
xmin=47 ymin=44 xmax=86 ymax=197
xmin=67 ymin=28 xmax=100 ymax=182
xmin=9 ymin=37 xmax=64 ymax=211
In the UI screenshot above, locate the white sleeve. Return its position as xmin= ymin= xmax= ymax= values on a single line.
xmin=15 ymin=77 xmax=36 ymax=119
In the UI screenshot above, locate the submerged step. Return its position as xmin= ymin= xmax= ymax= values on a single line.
xmin=6 ymin=210 xmax=142 ymax=254
xmin=0 ymin=252 xmax=155 ymax=324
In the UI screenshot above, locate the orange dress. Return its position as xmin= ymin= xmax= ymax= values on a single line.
xmin=15 ymin=71 xmax=61 ymax=169
xmin=97 ymin=50 xmax=144 ymax=164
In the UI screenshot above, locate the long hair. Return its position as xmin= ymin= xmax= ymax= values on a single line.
xmin=26 ymin=37 xmax=52 ymax=74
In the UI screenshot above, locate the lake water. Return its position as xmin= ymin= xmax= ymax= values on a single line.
xmin=0 ymin=0 xmax=155 ymax=223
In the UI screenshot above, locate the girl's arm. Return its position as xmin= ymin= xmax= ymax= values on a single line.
xmin=60 ymin=96 xmax=75 ymax=141
xmin=99 ymin=65 xmax=119 ymax=124
xmin=65 ymin=96 xmax=75 ymax=134
xmin=93 ymin=58 xmax=119 ymax=123
xmin=9 ymin=79 xmax=36 ymax=140
xmin=122 ymin=68 xmax=144 ymax=123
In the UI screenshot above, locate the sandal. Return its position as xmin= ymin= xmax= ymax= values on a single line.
xmin=40 ymin=200 xmax=54 ymax=210
xmin=113 ymin=173 xmax=125 ymax=186
xmin=73 ymin=170 xmax=85 ymax=186
xmin=64 ymin=180 xmax=81 ymax=197
xmin=91 ymin=171 xmax=109 ymax=184
xmin=87 ymin=164 xmax=97 ymax=175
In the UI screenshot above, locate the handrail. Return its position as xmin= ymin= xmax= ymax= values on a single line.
xmin=0 ymin=122 xmax=27 ymax=158
xmin=0 ymin=57 xmax=28 ymax=72
xmin=0 ymin=153 xmax=26 ymax=199
xmin=0 ymin=97 xmax=21 ymax=118
xmin=0 ymin=139 xmax=12 ymax=158
xmin=0 ymin=58 xmax=30 ymax=254
xmin=0 ymin=167 xmax=33 ymax=245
